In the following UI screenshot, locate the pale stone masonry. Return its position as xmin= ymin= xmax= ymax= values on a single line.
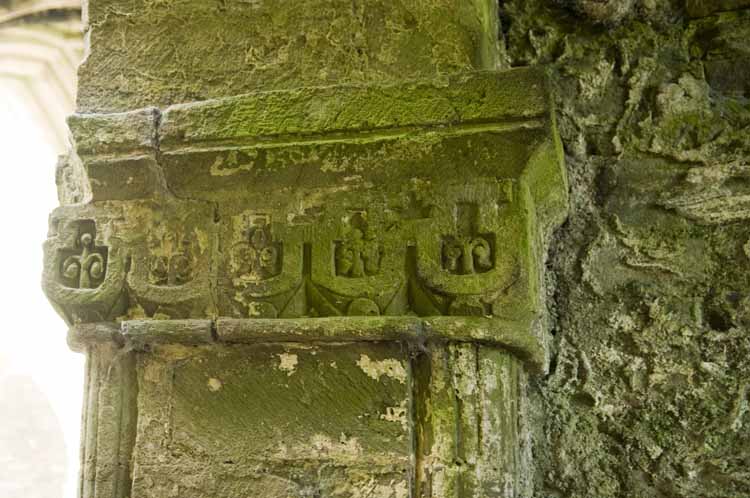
xmin=43 ymin=2 xmax=568 ymax=497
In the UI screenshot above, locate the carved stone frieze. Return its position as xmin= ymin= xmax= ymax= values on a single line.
xmin=43 ymin=200 xmax=216 ymax=324
xmin=222 ymin=211 xmax=304 ymax=319
xmin=411 ymin=180 xmax=535 ymax=318
xmin=45 ymin=68 xmax=566 ymax=343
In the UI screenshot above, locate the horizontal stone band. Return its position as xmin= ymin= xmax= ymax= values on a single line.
xmin=68 ymin=315 xmax=547 ymax=372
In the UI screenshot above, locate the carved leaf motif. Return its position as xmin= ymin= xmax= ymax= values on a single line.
xmin=88 ymin=256 xmax=105 ymax=280
xmin=149 ymin=256 xmax=169 ymax=286
xmin=169 ymin=252 xmax=192 ymax=285
xmin=62 ymin=258 xmax=81 ymax=281
xmin=441 ymin=235 xmax=494 ymax=275
xmin=57 ymin=223 xmax=108 ymax=289
xmin=471 ymin=237 xmax=493 ymax=271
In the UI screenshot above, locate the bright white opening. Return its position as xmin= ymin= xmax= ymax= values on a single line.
xmin=0 ymin=88 xmax=83 ymax=498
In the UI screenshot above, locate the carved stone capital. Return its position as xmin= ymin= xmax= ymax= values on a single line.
xmin=45 ymin=68 xmax=567 ymax=369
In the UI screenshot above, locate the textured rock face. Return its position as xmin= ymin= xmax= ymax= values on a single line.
xmin=499 ymin=2 xmax=750 ymax=497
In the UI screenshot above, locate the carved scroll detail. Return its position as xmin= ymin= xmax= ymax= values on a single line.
xmin=441 ymin=203 xmax=494 ymax=275
xmin=148 ymin=231 xmax=196 ymax=286
xmin=59 ymin=220 xmax=108 ymax=289
xmin=43 ymin=216 xmax=127 ymax=324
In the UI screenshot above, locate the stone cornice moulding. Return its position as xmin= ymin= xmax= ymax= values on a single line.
xmin=46 ymin=67 xmax=568 ymax=374
xmin=68 ymin=315 xmax=548 ymax=372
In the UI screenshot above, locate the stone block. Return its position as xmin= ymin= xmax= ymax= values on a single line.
xmin=79 ymin=0 xmax=502 ymax=112
xmin=43 ymin=199 xmax=217 ymax=324
xmin=67 ymin=109 xmax=164 ymax=200
xmin=131 ymin=342 xmax=411 ymax=496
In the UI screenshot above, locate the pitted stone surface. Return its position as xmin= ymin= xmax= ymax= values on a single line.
xmin=78 ymin=0 xmax=503 ymax=112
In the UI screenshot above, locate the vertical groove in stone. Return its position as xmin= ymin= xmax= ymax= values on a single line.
xmin=477 ymin=348 xmax=523 ymax=498
xmin=82 ymin=346 xmax=100 ymax=498
xmin=79 ymin=346 xmax=94 ymax=498
xmin=79 ymin=343 xmax=138 ymax=498
xmin=411 ymin=348 xmax=431 ymax=498
xmin=517 ymin=364 xmax=532 ymax=498
xmin=452 ymin=343 xmax=480 ymax=495
xmin=412 ymin=343 xmax=527 ymax=497
xmin=116 ymin=351 xmax=138 ymax=498
xmin=408 ymin=344 xmax=418 ymax=498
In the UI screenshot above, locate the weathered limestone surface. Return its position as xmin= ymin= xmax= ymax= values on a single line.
xmin=501 ymin=2 xmax=750 ymax=497
xmin=42 ymin=0 xmax=750 ymax=498
xmin=43 ymin=0 xmax=750 ymax=497
xmin=133 ymin=343 xmax=412 ymax=496
xmin=77 ymin=0 xmax=504 ymax=112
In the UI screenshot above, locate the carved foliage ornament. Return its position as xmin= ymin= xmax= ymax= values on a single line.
xmin=43 ymin=181 xmax=540 ymax=322
xmin=335 ymin=212 xmax=382 ymax=278
xmin=232 ymin=215 xmax=282 ymax=282
xmin=43 ymin=217 xmax=127 ymax=324
xmin=148 ymin=230 xmax=196 ymax=286
xmin=442 ymin=203 xmax=494 ymax=275
xmin=224 ymin=188 xmax=521 ymax=319
xmin=58 ymin=220 xmax=108 ymax=289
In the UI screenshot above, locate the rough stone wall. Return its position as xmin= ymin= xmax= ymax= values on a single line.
xmin=504 ymin=1 xmax=750 ymax=497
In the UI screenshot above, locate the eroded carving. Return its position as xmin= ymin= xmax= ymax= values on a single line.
xmin=335 ymin=212 xmax=382 ymax=278
xmin=148 ymin=231 xmax=196 ymax=286
xmin=346 ymin=297 xmax=380 ymax=316
xmin=43 ymin=211 xmax=127 ymax=324
xmin=441 ymin=203 xmax=494 ymax=275
xmin=232 ymin=215 xmax=282 ymax=281
xmin=248 ymin=301 xmax=279 ymax=318
xmin=123 ymin=202 xmax=217 ymax=320
xmin=58 ymin=220 xmax=108 ymax=289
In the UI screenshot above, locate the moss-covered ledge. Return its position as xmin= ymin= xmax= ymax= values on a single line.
xmin=67 ymin=314 xmax=548 ymax=372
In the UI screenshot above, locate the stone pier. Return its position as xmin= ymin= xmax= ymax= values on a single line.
xmin=44 ymin=2 xmax=568 ymax=496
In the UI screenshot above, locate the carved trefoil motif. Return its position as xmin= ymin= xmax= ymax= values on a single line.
xmin=58 ymin=220 xmax=108 ymax=289
xmin=43 ymin=210 xmax=127 ymax=324
xmin=335 ymin=211 xmax=382 ymax=278
xmin=232 ymin=215 xmax=282 ymax=282
xmin=441 ymin=203 xmax=494 ymax=275
xmin=148 ymin=230 xmax=196 ymax=286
